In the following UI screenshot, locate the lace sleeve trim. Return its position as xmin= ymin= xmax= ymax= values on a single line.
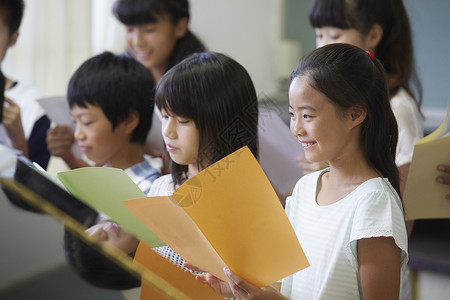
xmin=346 ymin=228 xmax=409 ymax=271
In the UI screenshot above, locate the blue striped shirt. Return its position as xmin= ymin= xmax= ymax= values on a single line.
xmin=124 ymin=156 xmax=160 ymax=195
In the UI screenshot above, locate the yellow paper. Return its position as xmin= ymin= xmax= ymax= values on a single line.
xmin=124 ymin=195 xmax=227 ymax=282
xmin=404 ymin=107 xmax=450 ymax=220
xmin=57 ymin=167 xmax=165 ymax=247
xmin=123 ymin=146 xmax=309 ymax=288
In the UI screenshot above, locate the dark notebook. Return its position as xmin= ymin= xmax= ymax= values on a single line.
xmin=2 ymin=159 xmax=98 ymax=226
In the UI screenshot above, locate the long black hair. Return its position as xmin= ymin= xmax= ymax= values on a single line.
xmin=309 ymin=0 xmax=422 ymax=109
xmin=292 ymin=43 xmax=400 ymax=197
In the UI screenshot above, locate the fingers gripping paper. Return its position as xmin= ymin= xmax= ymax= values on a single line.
xmin=124 ymin=146 xmax=309 ymax=288
xmin=404 ymin=108 xmax=450 ymax=220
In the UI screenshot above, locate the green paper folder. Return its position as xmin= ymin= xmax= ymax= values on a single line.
xmin=57 ymin=167 xmax=165 ymax=247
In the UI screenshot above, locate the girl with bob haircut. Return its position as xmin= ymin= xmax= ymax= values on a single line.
xmin=154 ymin=51 xmax=259 ymax=187
xmin=138 ymin=51 xmax=260 ymax=287
xmin=197 ymin=44 xmax=408 ymax=300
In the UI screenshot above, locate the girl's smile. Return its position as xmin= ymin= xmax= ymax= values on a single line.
xmin=124 ymin=14 xmax=187 ymax=81
xmin=299 ymin=141 xmax=317 ymax=149
xmin=289 ymin=76 xmax=356 ymax=165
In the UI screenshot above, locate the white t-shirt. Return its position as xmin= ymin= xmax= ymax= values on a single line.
xmin=390 ymin=88 xmax=423 ymax=166
xmin=281 ymin=169 xmax=408 ymax=299
xmin=147 ymin=174 xmax=176 ymax=196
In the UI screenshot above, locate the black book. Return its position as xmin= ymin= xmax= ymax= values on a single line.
xmin=2 ymin=159 xmax=98 ymax=226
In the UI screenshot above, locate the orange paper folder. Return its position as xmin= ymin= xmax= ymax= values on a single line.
xmin=123 ymin=146 xmax=309 ymax=288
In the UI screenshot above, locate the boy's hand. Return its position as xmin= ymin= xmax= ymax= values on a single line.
xmin=46 ymin=125 xmax=77 ymax=164
xmin=2 ymin=97 xmax=28 ymax=156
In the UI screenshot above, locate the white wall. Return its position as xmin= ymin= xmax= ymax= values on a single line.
xmin=189 ymin=0 xmax=282 ymax=96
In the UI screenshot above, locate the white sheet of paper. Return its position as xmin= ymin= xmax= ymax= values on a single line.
xmin=258 ymin=109 xmax=304 ymax=196
xmin=37 ymin=96 xmax=72 ymax=126
xmin=37 ymin=95 xmax=82 ymax=158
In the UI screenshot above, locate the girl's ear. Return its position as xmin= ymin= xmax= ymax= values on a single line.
xmin=8 ymin=31 xmax=19 ymax=47
xmin=124 ymin=110 xmax=140 ymax=134
xmin=174 ymin=17 xmax=189 ymax=38
xmin=349 ymin=105 xmax=367 ymax=128
xmin=366 ymin=24 xmax=383 ymax=51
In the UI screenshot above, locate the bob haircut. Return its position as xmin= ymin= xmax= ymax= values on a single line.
xmin=292 ymin=43 xmax=400 ymax=197
xmin=112 ymin=0 xmax=205 ymax=72
xmin=155 ymin=52 xmax=259 ymax=186
xmin=67 ymin=52 xmax=154 ymax=144
xmin=309 ymin=0 xmax=421 ymax=107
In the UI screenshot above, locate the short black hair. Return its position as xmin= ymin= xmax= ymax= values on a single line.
xmin=0 ymin=0 xmax=24 ymax=35
xmin=67 ymin=52 xmax=154 ymax=144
